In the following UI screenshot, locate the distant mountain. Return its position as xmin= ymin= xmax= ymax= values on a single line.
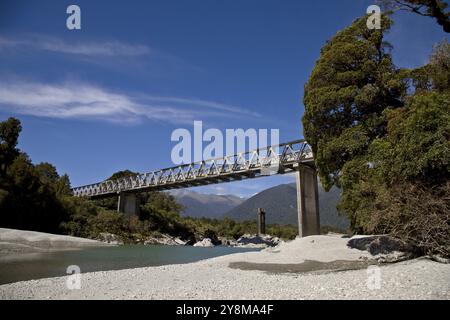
xmin=169 ymin=189 xmax=245 ymax=219
xmin=223 ymin=183 xmax=349 ymax=230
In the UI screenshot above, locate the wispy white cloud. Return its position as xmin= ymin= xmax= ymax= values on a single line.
xmin=142 ymin=96 xmax=261 ymax=118
xmin=0 ymin=80 xmax=259 ymax=124
xmin=0 ymin=34 xmax=150 ymax=57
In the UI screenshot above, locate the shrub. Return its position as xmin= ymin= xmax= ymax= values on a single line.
xmin=368 ymin=182 xmax=450 ymax=257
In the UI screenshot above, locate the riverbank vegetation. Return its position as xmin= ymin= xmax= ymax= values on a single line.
xmin=0 ymin=131 xmax=298 ymax=243
xmin=302 ymin=15 xmax=449 ymax=257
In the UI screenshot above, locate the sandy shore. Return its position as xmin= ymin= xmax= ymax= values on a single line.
xmin=1 ymin=234 xmax=449 ymax=299
xmin=0 ymin=228 xmax=111 ymax=255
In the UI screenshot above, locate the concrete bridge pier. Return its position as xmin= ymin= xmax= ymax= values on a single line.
xmin=295 ymin=165 xmax=320 ymax=237
xmin=117 ymin=192 xmax=140 ymax=216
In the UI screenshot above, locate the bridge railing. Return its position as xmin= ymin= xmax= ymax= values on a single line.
xmin=71 ymin=139 xmax=313 ymax=197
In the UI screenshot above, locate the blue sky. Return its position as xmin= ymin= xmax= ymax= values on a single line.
xmin=0 ymin=0 xmax=448 ymax=197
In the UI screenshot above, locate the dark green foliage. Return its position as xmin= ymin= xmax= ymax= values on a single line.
xmin=370 ymin=91 xmax=450 ymax=186
xmin=303 ymin=12 xmax=449 ymax=256
xmin=108 ymin=170 xmax=137 ymax=180
xmin=0 ymin=121 xmax=71 ymax=233
xmin=303 ymin=15 xmax=405 ymax=191
xmin=181 ymin=217 xmax=298 ymax=241
xmin=364 ymin=57 xmax=450 ymax=256
xmin=0 ymin=118 xmax=21 ymax=178
xmin=139 ymin=192 xmax=194 ymax=241
xmin=59 ymin=197 xmax=104 ymax=238
xmin=66 ymin=196 xmax=299 ymax=243
xmin=92 ymin=170 xmax=139 ymax=210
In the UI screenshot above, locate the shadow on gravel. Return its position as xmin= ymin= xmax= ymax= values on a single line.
xmin=228 ymin=259 xmax=377 ymax=274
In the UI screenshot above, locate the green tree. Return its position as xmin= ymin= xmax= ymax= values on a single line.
xmin=366 ymin=41 xmax=449 ymax=256
xmin=92 ymin=170 xmax=138 ymax=210
xmin=0 ymin=117 xmax=21 ymax=178
xmin=369 ymin=40 xmax=450 ymax=188
xmin=0 ymin=153 xmax=69 ymax=232
xmin=371 ymin=91 xmax=450 ymax=186
xmin=35 ymin=162 xmax=60 ymax=185
xmin=302 ymin=15 xmax=405 ymax=191
xmin=108 ymin=170 xmax=137 ymax=181
xmin=0 ymin=118 xmax=73 ymax=233
xmin=303 ymin=15 xmax=449 ymax=257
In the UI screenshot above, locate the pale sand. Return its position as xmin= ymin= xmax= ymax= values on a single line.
xmin=1 ymin=234 xmax=449 ymax=299
xmin=0 ymin=228 xmax=111 ymax=255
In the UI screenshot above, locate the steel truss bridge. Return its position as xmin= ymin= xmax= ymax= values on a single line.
xmin=72 ymin=139 xmax=314 ymax=198
xmin=72 ymin=139 xmax=320 ymax=237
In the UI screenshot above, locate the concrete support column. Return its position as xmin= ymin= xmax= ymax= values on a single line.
xmin=117 ymin=192 xmax=140 ymax=216
xmin=258 ymin=208 xmax=266 ymax=236
xmin=295 ymin=165 xmax=320 ymax=237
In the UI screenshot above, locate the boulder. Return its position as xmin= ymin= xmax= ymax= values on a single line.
xmin=203 ymin=230 xmax=221 ymax=245
xmin=236 ymin=234 xmax=281 ymax=248
xmin=347 ymin=235 xmax=416 ymax=262
xmin=97 ymin=233 xmax=124 ymax=245
xmin=144 ymin=234 xmax=187 ymax=246
xmin=193 ymin=238 xmax=214 ymax=247
xmin=218 ymin=237 xmax=239 ymax=247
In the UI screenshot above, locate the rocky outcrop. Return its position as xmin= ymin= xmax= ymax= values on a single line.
xmin=347 ymin=235 xmax=416 ymax=262
xmin=193 ymin=238 xmax=214 ymax=247
xmin=218 ymin=237 xmax=239 ymax=247
xmin=235 ymin=234 xmax=281 ymax=248
xmin=194 ymin=230 xmax=221 ymax=246
xmin=97 ymin=233 xmax=124 ymax=245
xmin=144 ymin=234 xmax=186 ymax=246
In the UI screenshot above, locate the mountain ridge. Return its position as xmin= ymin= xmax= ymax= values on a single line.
xmin=169 ymin=183 xmax=349 ymax=231
xmin=223 ymin=183 xmax=349 ymax=230
xmin=169 ymin=189 xmax=245 ymax=219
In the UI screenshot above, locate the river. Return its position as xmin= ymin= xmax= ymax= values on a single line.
xmin=0 ymin=245 xmax=260 ymax=285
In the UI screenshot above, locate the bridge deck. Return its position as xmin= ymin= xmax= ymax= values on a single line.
xmin=71 ymin=140 xmax=314 ymax=198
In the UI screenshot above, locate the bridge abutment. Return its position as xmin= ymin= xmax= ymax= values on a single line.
xmin=295 ymin=165 xmax=320 ymax=237
xmin=117 ymin=192 xmax=140 ymax=216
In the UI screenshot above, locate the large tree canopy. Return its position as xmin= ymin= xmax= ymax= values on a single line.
xmin=0 ymin=117 xmax=21 ymax=178
xmin=302 ymin=15 xmax=405 ymax=191
xmin=369 ymin=40 xmax=450 ymax=187
xmin=0 ymin=118 xmax=72 ymax=233
xmin=302 ymin=14 xmax=449 ymax=256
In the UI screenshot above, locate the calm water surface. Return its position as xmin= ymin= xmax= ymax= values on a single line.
xmin=0 ymin=245 xmax=260 ymax=285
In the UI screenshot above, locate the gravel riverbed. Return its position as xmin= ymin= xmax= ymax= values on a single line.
xmin=1 ymin=234 xmax=449 ymax=300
